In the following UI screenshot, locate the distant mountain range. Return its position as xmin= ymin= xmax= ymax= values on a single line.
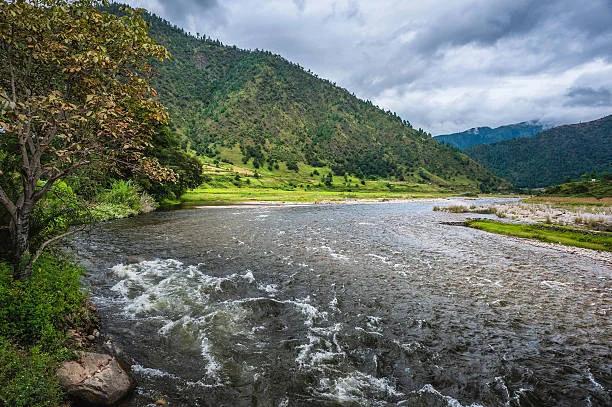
xmin=435 ymin=121 xmax=551 ymax=150
xmin=465 ymin=115 xmax=612 ymax=188
xmin=115 ymin=5 xmax=505 ymax=192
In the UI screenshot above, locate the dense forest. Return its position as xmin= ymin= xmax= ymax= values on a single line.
xmin=435 ymin=121 xmax=547 ymax=150
xmin=466 ymin=115 xmax=612 ymax=188
xmin=133 ymin=6 xmax=503 ymax=191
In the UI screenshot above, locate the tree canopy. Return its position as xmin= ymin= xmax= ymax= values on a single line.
xmin=0 ymin=0 xmax=175 ymax=279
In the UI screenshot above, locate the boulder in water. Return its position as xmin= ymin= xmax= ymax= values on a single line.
xmin=57 ymin=352 xmax=135 ymax=406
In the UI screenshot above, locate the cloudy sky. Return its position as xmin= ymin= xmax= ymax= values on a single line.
xmin=124 ymin=0 xmax=612 ymax=135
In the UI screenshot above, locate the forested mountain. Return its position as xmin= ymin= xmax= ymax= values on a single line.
xmin=465 ymin=115 xmax=612 ymax=188
xmin=435 ymin=121 xmax=547 ymax=150
xmin=125 ymin=6 xmax=504 ymax=191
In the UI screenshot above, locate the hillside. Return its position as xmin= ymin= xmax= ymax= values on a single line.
xmin=435 ymin=121 xmax=547 ymax=150
xmin=466 ymin=115 xmax=612 ymax=188
xmin=127 ymin=6 xmax=505 ymax=192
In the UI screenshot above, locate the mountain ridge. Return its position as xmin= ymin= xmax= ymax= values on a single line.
xmin=125 ymin=5 xmax=506 ymax=192
xmin=435 ymin=121 xmax=551 ymax=150
xmin=465 ymin=115 xmax=612 ymax=188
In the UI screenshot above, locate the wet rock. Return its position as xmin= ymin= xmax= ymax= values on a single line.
xmin=57 ymin=352 xmax=135 ymax=406
xmin=101 ymin=339 xmax=125 ymax=359
xmin=126 ymin=255 xmax=143 ymax=264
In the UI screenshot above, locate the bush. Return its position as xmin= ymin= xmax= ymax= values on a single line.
xmin=30 ymin=181 xmax=85 ymax=247
xmin=93 ymin=180 xmax=157 ymax=220
xmin=0 ymin=255 xmax=85 ymax=348
xmin=0 ymin=338 xmax=63 ymax=407
xmin=0 ymin=254 xmax=87 ymax=406
xmin=98 ymin=180 xmax=142 ymax=210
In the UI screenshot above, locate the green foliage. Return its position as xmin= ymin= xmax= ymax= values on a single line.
xmin=0 ymin=255 xmax=85 ymax=348
xmin=543 ymin=174 xmax=612 ymax=199
xmin=0 ymin=338 xmax=63 ymax=407
xmin=137 ymin=125 xmax=205 ymax=200
xmin=0 ymin=255 xmax=87 ymax=406
xmin=93 ymin=180 xmax=156 ymax=220
xmin=466 ymin=115 xmax=612 ymax=188
xmin=324 ymin=172 xmax=334 ymax=188
xmin=30 ymin=181 xmax=82 ymax=245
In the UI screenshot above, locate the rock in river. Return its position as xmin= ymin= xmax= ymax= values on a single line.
xmin=57 ymin=352 xmax=135 ymax=406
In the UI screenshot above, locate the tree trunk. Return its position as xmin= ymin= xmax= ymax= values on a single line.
xmin=10 ymin=204 xmax=33 ymax=280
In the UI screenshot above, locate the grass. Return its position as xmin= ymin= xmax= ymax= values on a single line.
xmin=466 ymin=219 xmax=612 ymax=252
xmin=177 ymin=150 xmax=485 ymax=206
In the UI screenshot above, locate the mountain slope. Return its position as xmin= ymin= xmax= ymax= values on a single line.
xmin=435 ymin=121 xmax=547 ymax=150
xmin=465 ymin=115 xmax=612 ymax=188
xmin=130 ymin=7 xmax=505 ymax=191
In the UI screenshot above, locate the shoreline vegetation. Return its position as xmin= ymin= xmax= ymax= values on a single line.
xmin=434 ymin=197 xmax=612 ymax=252
xmin=465 ymin=219 xmax=612 ymax=252
xmin=1 ymin=2 xmax=607 ymax=406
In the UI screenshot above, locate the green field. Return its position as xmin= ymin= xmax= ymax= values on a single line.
xmin=466 ymin=219 xmax=612 ymax=252
xmin=176 ymin=154 xmax=471 ymax=205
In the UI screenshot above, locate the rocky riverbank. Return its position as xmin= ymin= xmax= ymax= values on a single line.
xmin=58 ymin=299 xmax=135 ymax=406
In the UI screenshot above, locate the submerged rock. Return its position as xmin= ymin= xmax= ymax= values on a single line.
xmin=57 ymin=352 xmax=135 ymax=406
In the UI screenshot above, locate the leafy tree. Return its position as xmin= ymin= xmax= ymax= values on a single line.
xmin=0 ymin=0 xmax=175 ymax=279
xmin=323 ymin=172 xmax=333 ymax=187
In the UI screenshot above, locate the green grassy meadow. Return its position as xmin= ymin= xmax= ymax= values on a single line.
xmin=466 ymin=219 xmax=612 ymax=252
xmin=177 ymin=153 xmax=475 ymax=205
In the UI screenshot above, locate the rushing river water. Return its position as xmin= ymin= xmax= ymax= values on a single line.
xmin=72 ymin=199 xmax=611 ymax=407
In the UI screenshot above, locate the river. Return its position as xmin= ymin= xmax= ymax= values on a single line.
xmin=72 ymin=199 xmax=611 ymax=406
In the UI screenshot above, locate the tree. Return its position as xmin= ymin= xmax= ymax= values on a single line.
xmin=0 ymin=0 xmax=175 ymax=279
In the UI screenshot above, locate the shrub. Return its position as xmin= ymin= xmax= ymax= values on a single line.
xmin=0 ymin=254 xmax=87 ymax=406
xmin=30 ymin=181 xmax=85 ymax=246
xmin=93 ymin=180 xmax=157 ymax=220
xmin=0 ymin=339 xmax=63 ymax=407
xmin=0 ymin=255 xmax=85 ymax=349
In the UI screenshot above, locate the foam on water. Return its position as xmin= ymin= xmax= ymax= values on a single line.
xmin=402 ymin=384 xmax=486 ymax=407
xmin=314 ymin=371 xmax=403 ymax=404
xmin=200 ymin=337 xmax=222 ymax=382
xmin=131 ymin=364 xmax=180 ymax=380
xmin=367 ymin=253 xmax=391 ymax=264
xmin=295 ymin=323 xmax=344 ymax=368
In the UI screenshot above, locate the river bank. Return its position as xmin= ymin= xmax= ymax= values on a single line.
xmin=435 ymin=196 xmax=612 ymax=252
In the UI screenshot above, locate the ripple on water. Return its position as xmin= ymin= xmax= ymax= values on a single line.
xmin=74 ymin=200 xmax=611 ymax=406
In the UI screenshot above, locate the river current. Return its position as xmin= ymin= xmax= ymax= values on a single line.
xmin=72 ymin=199 xmax=611 ymax=406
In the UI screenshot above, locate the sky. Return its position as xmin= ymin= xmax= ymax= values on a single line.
xmin=123 ymin=0 xmax=612 ymax=135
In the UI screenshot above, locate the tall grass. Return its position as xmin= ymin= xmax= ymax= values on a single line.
xmin=92 ymin=180 xmax=157 ymax=220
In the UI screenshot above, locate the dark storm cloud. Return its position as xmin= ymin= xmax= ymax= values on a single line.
xmin=410 ymin=0 xmax=549 ymax=52
xmin=121 ymin=0 xmax=612 ymax=134
xmin=565 ymin=87 xmax=612 ymax=107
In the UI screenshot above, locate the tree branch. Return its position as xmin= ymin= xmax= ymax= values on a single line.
xmin=0 ymin=185 xmax=17 ymax=219
xmin=29 ymin=224 xmax=88 ymax=268
xmin=34 ymin=160 xmax=90 ymax=202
